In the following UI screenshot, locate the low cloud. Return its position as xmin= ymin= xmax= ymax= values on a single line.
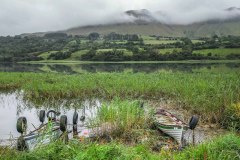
xmin=0 ymin=0 xmax=240 ymax=36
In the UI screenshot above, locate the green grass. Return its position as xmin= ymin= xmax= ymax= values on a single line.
xmin=109 ymin=40 xmax=128 ymax=44
xmin=142 ymin=35 xmax=180 ymax=45
xmin=173 ymin=133 xmax=240 ymax=160
xmin=92 ymin=99 xmax=151 ymax=139
xmin=1 ymin=133 xmax=239 ymax=160
xmin=38 ymin=51 xmax=58 ymax=60
xmin=159 ymin=48 xmax=182 ymax=54
xmin=191 ymin=40 xmax=205 ymax=44
xmin=144 ymin=39 xmax=179 ymax=45
xmin=0 ymin=71 xmax=239 ymax=123
xmin=193 ymin=48 xmax=240 ymax=57
xmin=97 ymin=49 xmax=133 ymax=56
xmin=68 ymin=50 xmax=89 ymax=60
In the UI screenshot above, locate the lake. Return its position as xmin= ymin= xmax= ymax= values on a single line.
xmin=0 ymin=62 xmax=240 ymax=73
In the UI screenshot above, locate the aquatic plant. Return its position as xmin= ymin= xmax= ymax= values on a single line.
xmin=90 ymin=99 xmax=152 ymax=140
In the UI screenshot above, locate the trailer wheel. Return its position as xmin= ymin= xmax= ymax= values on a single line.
xmin=17 ymin=117 xmax=27 ymax=134
xmin=39 ymin=110 xmax=45 ymax=123
xmin=189 ymin=115 xmax=199 ymax=130
xmin=60 ymin=115 xmax=67 ymax=132
xmin=80 ymin=115 xmax=85 ymax=122
xmin=47 ymin=110 xmax=57 ymax=120
xmin=73 ymin=112 xmax=78 ymax=124
xmin=17 ymin=136 xmax=28 ymax=151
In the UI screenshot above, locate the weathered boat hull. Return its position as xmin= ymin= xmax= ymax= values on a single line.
xmin=156 ymin=124 xmax=186 ymax=144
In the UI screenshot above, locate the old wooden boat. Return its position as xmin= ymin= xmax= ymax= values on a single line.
xmin=154 ymin=109 xmax=198 ymax=145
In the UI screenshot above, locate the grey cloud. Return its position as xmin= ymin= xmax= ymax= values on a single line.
xmin=0 ymin=0 xmax=240 ymax=36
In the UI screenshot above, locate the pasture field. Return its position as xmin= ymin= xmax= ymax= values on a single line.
xmin=142 ymin=35 xmax=180 ymax=44
xmin=67 ymin=50 xmax=89 ymax=60
xmin=144 ymin=39 xmax=179 ymax=44
xmin=159 ymin=48 xmax=182 ymax=54
xmin=96 ymin=49 xmax=133 ymax=56
xmin=191 ymin=39 xmax=205 ymax=44
xmin=193 ymin=48 xmax=240 ymax=57
xmin=38 ymin=51 xmax=58 ymax=60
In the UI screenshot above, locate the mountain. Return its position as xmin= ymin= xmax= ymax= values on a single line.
xmin=124 ymin=9 xmax=157 ymax=24
xmin=27 ymin=7 xmax=240 ymax=38
xmin=225 ymin=7 xmax=240 ymax=11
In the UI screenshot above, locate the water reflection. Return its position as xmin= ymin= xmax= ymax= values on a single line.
xmin=0 ymin=63 xmax=43 ymax=72
xmin=0 ymin=62 xmax=239 ymax=74
xmin=0 ymin=92 xmax=101 ymax=146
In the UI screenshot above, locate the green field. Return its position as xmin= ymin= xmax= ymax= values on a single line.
xmin=142 ymin=35 xmax=180 ymax=45
xmin=97 ymin=49 xmax=133 ymax=56
xmin=159 ymin=48 xmax=182 ymax=54
xmin=144 ymin=39 xmax=179 ymax=45
xmin=193 ymin=48 xmax=240 ymax=57
xmin=67 ymin=50 xmax=89 ymax=60
xmin=191 ymin=40 xmax=205 ymax=44
xmin=38 ymin=51 xmax=58 ymax=60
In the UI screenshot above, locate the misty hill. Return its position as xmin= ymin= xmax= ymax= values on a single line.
xmin=27 ymin=7 xmax=240 ymax=38
xmin=63 ymin=21 xmax=240 ymax=37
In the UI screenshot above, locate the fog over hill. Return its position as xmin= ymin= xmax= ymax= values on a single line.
xmin=61 ymin=7 xmax=240 ymax=37
xmin=121 ymin=7 xmax=240 ymax=24
xmin=0 ymin=0 xmax=240 ymax=36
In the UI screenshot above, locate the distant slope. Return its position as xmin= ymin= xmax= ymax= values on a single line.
xmin=25 ymin=8 xmax=240 ymax=38
xmin=64 ymin=20 xmax=240 ymax=37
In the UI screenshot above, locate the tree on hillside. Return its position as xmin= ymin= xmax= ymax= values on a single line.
xmin=88 ymin=32 xmax=100 ymax=41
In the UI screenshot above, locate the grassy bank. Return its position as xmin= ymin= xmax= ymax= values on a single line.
xmin=0 ymin=71 xmax=239 ymax=123
xmin=1 ymin=133 xmax=239 ymax=160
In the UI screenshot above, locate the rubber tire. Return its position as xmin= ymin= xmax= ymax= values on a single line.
xmin=17 ymin=136 xmax=28 ymax=151
xmin=189 ymin=115 xmax=199 ymax=130
xmin=39 ymin=110 xmax=45 ymax=123
xmin=60 ymin=115 xmax=67 ymax=132
xmin=73 ymin=112 xmax=78 ymax=124
xmin=47 ymin=110 xmax=57 ymax=120
xmin=80 ymin=115 xmax=85 ymax=122
xmin=16 ymin=117 xmax=27 ymax=134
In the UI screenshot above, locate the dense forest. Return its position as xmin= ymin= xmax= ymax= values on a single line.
xmin=0 ymin=32 xmax=240 ymax=62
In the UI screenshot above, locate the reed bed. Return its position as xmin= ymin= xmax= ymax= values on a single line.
xmin=90 ymin=99 xmax=153 ymax=141
xmin=0 ymin=71 xmax=239 ymax=124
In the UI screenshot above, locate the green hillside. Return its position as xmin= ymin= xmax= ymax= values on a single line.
xmin=64 ymin=20 xmax=240 ymax=37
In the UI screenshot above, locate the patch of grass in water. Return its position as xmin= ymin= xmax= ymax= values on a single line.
xmin=90 ymin=99 xmax=153 ymax=141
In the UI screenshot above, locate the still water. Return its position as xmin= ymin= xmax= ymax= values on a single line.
xmin=0 ymin=62 xmax=240 ymax=73
xmin=0 ymin=92 xmax=101 ymax=146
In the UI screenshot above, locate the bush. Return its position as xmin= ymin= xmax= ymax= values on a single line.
xmin=47 ymin=51 xmax=72 ymax=60
xmin=222 ymin=103 xmax=240 ymax=131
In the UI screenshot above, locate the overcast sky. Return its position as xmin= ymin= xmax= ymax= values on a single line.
xmin=0 ymin=0 xmax=240 ymax=36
